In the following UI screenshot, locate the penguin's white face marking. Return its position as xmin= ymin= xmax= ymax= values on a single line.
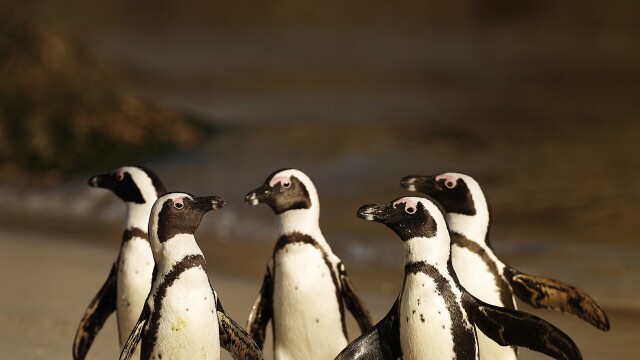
xmin=443 ymin=173 xmax=485 ymax=209
xmin=245 ymin=168 xmax=318 ymax=216
xmin=150 ymin=192 xmax=225 ymax=245
xmin=89 ymin=165 xmax=167 ymax=232
xmin=122 ymin=167 xmax=165 ymax=205
xmin=88 ymin=165 xmax=166 ymax=205
xmin=269 ymin=175 xmax=291 ymax=188
xmin=358 ymin=197 xmax=443 ymax=241
xmin=393 ymin=197 xmax=420 ymax=215
xmin=171 ymin=195 xmax=191 ymax=210
xmin=360 ymin=197 xmax=452 ymax=264
xmin=432 ymin=173 xmax=492 ymax=243
xmin=401 ymin=172 xmax=479 ymax=217
xmin=435 ymin=173 xmax=459 ymax=189
xmin=437 ymin=172 xmax=487 ymax=198
xmin=401 ymin=198 xmax=451 ymax=264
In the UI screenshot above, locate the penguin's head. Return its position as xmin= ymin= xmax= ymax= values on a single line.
xmin=357 ymin=196 xmax=444 ymax=241
xmin=88 ymin=166 xmax=166 ymax=204
xmin=151 ymin=192 xmax=225 ymax=243
xmin=244 ymin=168 xmax=317 ymax=214
xmin=401 ymin=172 xmax=481 ymax=216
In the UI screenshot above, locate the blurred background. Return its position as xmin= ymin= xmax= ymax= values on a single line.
xmin=1 ymin=1 xmax=638 ymax=359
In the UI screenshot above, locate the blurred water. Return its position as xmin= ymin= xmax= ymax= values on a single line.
xmin=89 ymin=30 xmax=479 ymax=124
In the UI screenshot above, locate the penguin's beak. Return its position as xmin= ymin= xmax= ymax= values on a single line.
xmin=357 ymin=203 xmax=391 ymax=223
xmin=245 ymin=184 xmax=271 ymax=206
xmin=88 ymin=173 xmax=116 ymax=189
xmin=401 ymin=175 xmax=439 ymax=194
xmin=189 ymin=196 xmax=226 ymax=212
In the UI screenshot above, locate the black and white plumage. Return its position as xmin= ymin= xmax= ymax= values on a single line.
xmin=401 ymin=173 xmax=609 ymax=358
xmin=119 ymin=193 xmax=263 ymax=360
xmin=73 ymin=166 xmax=166 ymax=360
xmin=336 ymin=196 xmax=582 ymax=360
xmin=244 ymin=168 xmax=373 ymax=360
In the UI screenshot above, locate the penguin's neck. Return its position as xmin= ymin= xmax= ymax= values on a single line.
xmin=403 ymin=235 xmax=451 ymax=270
xmin=445 ymin=208 xmax=489 ymax=245
xmin=152 ymin=234 xmax=205 ymax=274
xmin=275 ymin=207 xmax=325 ymax=243
xmin=124 ymin=202 xmax=153 ymax=231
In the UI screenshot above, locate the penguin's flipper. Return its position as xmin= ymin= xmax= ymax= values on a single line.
xmin=246 ymin=263 xmax=273 ymax=350
xmin=119 ymin=304 xmax=149 ymax=360
xmin=72 ymin=262 xmax=118 ymax=360
xmin=338 ymin=262 xmax=374 ymax=332
xmin=505 ymin=267 xmax=610 ymax=331
xmin=467 ymin=294 xmax=582 ymax=360
xmin=335 ymin=298 xmax=400 ymax=360
xmin=216 ymin=299 xmax=264 ymax=360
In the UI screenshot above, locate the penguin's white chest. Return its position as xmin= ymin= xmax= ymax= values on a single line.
xmin=150 ymin=267 xmax=220 ymax=360
xmin=451 ymin=244 xmax=506 ymax=307
xmin=452 ymin=245 xmax=516 ymax=360
xmin=400 ymin=272 xmax=471 ymax=360
xmin=117 ymin=238 xmax=154 ymax=345
xmin=273 ymin=242 xmax=346 ymax=360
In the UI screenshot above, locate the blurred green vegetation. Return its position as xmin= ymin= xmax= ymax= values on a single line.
xmin=0 ymin=14 xmax=208 ymax=183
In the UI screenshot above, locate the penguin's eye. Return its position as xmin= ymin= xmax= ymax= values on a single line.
xmin=282 ymin=181 xmax=291 ymax=189
xmin=174 ymin=202 xmax=184 ymax=209
xmin=445 ymin=180 xmax=456 ymax=189
xmin=115 ymin=172 xmax=124 ymax=181
xmin=405 ymin=206 xmax=416 ymax=214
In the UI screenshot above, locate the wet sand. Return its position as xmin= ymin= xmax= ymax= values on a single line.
xmin=1 ymin=227 xmax=637 ymax=360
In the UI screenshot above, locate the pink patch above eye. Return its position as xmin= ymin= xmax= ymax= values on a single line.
xmin=435 ymin=174 xmax=454 ymax=182
xmin=174 ymin=195 xmax=192 ymax=207
xmin=393 ymin=197 xmax=419 ymax=210
xmin=269 ymin=175 xmax=290 ymax=187
xmin=435 ymin=174 xmax=458 ymax=186
xmin=114 ymin=168 xmax=125 ymax=179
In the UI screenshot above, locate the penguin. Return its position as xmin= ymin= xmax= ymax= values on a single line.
xmin=73 ymin=166 xmax=166 ymax=360
xmin=401 ymin=173 xmax=609 ymax=359
xmin=336 ymin=196 xmax=582 ymax=360
xmin=244 ymin=168 xmax=373 ymax=360
xmin=119 ymin=192 xmax=263 ymax=360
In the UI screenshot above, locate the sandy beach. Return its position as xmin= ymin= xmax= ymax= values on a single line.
xmin=1 ymin=226 xmax=637 ymax=360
